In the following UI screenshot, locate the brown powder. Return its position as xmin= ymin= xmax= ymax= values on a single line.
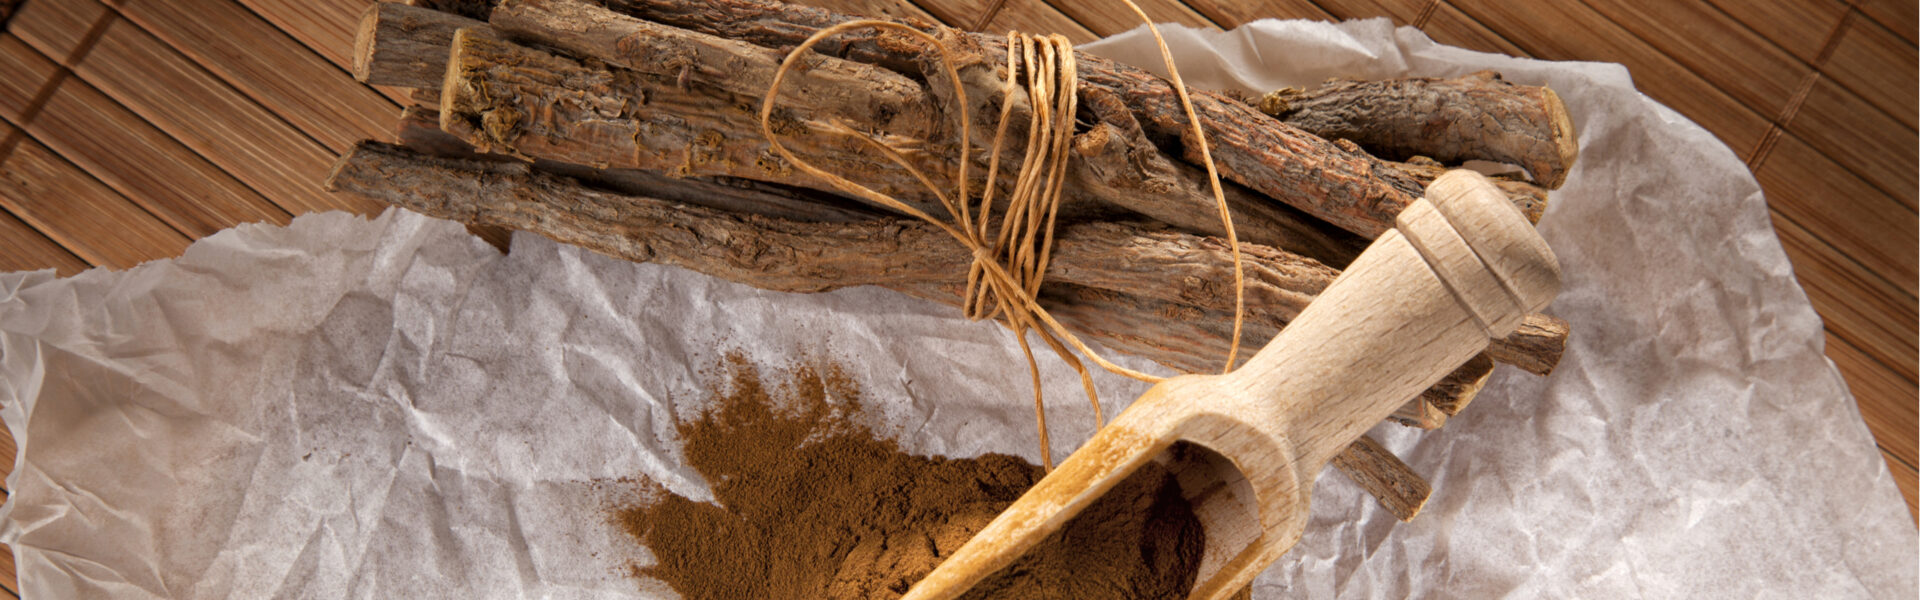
xmin=609 ymin=352 xmax=1207 ymax=599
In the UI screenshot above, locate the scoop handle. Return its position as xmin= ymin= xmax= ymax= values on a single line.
xmin=1230 ymin=169 xmax=1562 ymax=472
xmin=901 ymin=170 xmax=1561 ymax=600
xmin=1165 ymin=170 xmax=1562 ymax=600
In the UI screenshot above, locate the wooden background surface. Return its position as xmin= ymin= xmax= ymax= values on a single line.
xmin=0 ymin=0 xmax=1913 ymax=595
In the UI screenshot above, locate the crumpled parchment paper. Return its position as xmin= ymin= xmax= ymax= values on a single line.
xmin=0 ymin=17 xmax=1913 ymax=599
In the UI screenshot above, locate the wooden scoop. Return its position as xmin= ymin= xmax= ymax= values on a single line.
xmin=901 ymin=170 xmax=1562 ymax=600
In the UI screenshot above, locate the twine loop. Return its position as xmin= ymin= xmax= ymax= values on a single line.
xmin=761 ymin=11 xmax=1245 ymax=469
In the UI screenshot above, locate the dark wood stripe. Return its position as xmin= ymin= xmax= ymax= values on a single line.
xmin=1413 ymin=0 xmax=1440 ymax=28
xmin=0 ymin=0 xmax=113 ymax=163
xmin=969 ymin=0 xmax=1007 ymax=31
xmin=1749 ymin=6 xmax=1862 ymax=170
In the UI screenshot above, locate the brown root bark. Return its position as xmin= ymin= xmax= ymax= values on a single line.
xmin=489 ymin=0 xmax=937 ymax=138
xmin=437 ymin=26 xmax=1375 ymax=262
xmin=355 ymin=3 xmax=494 ymax=87
xmin=594 ymin=0 xmax=1551 ymax=237
xmin=1329 ymin=435 xmax=1432 ymax=521
xmin=1484 ymin=314 xmax=1567 ymax=376
xmin=1073 ymin=86 xmax=1367 ymax=266
xmin=488 ymin=0 xmax=1367 ymax=265
xmin=1422 ymin=353 xmax=1498 ymax=417
xmin=441 ymin=28 xmax=961 ymax=217
xmin=356 ymin=0 xmax=1553 ymax=239
xmin=1261 ymin=71 xmax=1579 ymax=189
xmin=330 ymin=140 xmax=1564 ymax=375
xmin=400 ymin=104 xmax=885 ymax=224
xmin=331 ymin=140 xmax=1341 ymax=315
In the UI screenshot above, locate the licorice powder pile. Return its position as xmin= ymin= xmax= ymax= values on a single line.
xmin=608 ymin=353 xmax=1211 ymax=599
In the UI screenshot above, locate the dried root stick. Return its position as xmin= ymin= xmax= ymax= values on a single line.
xmin=596 ymin=0 xmax=1556 ymax=236
xmin=1260 ymin=71 xmax=1579 ymax=188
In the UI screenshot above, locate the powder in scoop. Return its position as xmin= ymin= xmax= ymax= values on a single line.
xmin=609 ymin=353 xmax=1207 ymax=599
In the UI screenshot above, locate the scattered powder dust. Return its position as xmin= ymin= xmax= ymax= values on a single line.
xmin=607 ymin=352 xmax=1212 ymax=599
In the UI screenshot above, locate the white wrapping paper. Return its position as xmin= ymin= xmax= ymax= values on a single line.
xmin=0 ymin=18 xmax=1913 ymax=599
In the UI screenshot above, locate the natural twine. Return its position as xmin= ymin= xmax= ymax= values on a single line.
xmin=760 ymin=4 xmax=1245 ymax=470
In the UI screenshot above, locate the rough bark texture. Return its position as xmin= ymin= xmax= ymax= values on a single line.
xmin=601 ymin=0 xmax=927 ymax=73
xmin=595 ymin=0 xmax=1550 ymax=237
xmin=400 ymin=104 xmax=884 ymax=223
xmin=1484 ymin=315 xmax=1567 ymax=376
xmin=329 ymin=141 xmax=1566 ymax=374
xmin=490 ymin=0 xmax=937 ymax=138
xmin=1422 ymin=353 xmax=1496 ymax=416
xmin=328 ymin=141 xmax=1340 ymax=311
xmin=1074 ymin=86 xmax=1367 ymax=266
xmin=1262 ymin=71 xmax=1579 ymax=189
xmin=1328 ymin=435 xmax=1431 ymax=521
xmin=437 ymin=27 xmax=1375 ymax=260
xmin=355 ymin=3 xmax=490 ymax=87
xmin=1079 ymin=59 xmax=1434 ymax=238
xmin=358 ymin=0 xmax=1551 ymax=238
xmin=490 ymin=0 xmax=1371 ymax=265
xmin=441 ymin=28 xmax=948 ymax=214
xmin=394 ymin=105 xmax=517 ymax=250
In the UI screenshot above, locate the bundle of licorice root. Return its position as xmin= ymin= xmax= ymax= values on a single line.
xmin=328 ymin=0 xmax=1578 ymax=522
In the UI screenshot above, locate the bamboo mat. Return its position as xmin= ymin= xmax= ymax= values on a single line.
xmin=0 ymin=0 xmax=1913 ymax=595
